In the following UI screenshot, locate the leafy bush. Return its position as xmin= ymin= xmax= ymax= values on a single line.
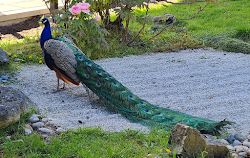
xmin=232 ymin=26 xmax=250 ymax=43
xmin=51 ymin=1 xmax=109 ymax=57
xmin=201 ymin=35 xmax=250 ymax=54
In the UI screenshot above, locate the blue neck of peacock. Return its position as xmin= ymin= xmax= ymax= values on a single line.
xmin=40 ymin=24 xmax=52 ymax=51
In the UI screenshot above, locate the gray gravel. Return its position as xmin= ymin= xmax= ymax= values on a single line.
xmin=11 ymin=48 xmax=250 ymax=136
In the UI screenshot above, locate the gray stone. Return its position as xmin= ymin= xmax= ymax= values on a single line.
xmin=0 ymin=85 xmax=37 ymax=129
xmin=32 ymin=122 xmax=44 ymax=129
xmin=246 ymin=148 xmax=250 ymax=156
xmin=1 ymin=76 xmax=9 ymax=80
xmin=230 ymin=153 xmax=238 ymax=158
xmin=243 ymin=141 xmax=250 ymax=148
xmin=232 ymin=140 xmax=242 ymax=146
xmin=6 ymin=136 xmax=11 ymax=139
xmin=2 ymin=80 xmax=7 ymax=83
xmin=234 ymin=145 xmax=249 ymax=154
xmin=38 ymin=128 xmax=54 ymax=134
xmin=152 ymin=14 xmax=176 ymax=26
xmin=0 ymin=47 xmax=9 ymax=63
xmin=8 ymin=79 xmax=15 ymax=82
xmin=202 ymin=134 xmax=230 ymax=158
xmin=32 ymin=114 xmax=41 ymax=118
xmin=41 ymin=118 xmax=48 ymax=122
xmin=226 ymin=145 xmax=235 ymax=151
xmin=28 ymin=116 xmax=39 ymax=123
xmin=24 ymin=124 xmax=33 ymax=131
xmin=24 ymin=128 xmax=32 ymax=135
xmin=227 ymin=135 xmax=236 ymax=144
xmin=56 ymin=127 xmax=65 ymax=134
xmin=169 ymin=122 xmax=229 ymax=158
xmin=219 ymin=139 xmax=229 ymax=145
xmin=238 ymin=151 xmax=247 ymax=157
xmin=234 ymin=133 xmax=246 ymax=142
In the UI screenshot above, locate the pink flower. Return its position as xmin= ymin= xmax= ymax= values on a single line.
xmin=77 ymin=3 xmax=90 ymax=11
xmin=69 ymin=5 xmax=81 ymax=15
xmin=95 ymin=16 xmax=100 ymax=21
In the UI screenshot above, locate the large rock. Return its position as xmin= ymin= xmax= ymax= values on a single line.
xmin=0 ymin=85 xmax=37 ymax=128
xmin=169 ymin=123 xmax=229 ymax=158
xmin=152 ymin=13 xmax=176 ymax=26
xmin=0 ymin=47 xmax=9 ymax=64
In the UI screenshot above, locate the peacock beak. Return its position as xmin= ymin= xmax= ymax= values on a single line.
xmin=38 ymin=15 xmax=45 ymax=26
xmin=38 ymin=20 xmax=43 ymax=26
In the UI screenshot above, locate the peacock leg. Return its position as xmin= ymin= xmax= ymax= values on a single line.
xmin=52 ymin=77 xmax=65 ymax=93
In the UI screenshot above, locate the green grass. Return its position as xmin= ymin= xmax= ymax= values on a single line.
xmin=130 ymin=0 xmax=250 ymax=52
xmin=0 ymin=36 xmax=43 ymax=65
xmin=1 ymin=127 xmax=175 ymax=157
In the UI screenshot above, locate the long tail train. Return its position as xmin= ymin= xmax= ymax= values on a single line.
xmin=57 ymin=38 xmax=232 ymax=135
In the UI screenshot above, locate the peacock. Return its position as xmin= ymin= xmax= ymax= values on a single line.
xmin=40 ymin=18 xmax=231 ymax=134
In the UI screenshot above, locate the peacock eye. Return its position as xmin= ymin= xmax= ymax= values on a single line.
xmin=96 ymin=83 xmax=101 ymax=87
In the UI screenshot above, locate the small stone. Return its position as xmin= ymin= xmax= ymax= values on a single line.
xmin=227 ymin=135 xmax=235 ymax=144
xmin=243 ymin=141 xmax=250 ymax=148
xmin=232 ymin=140 xmax=242 ymax=146
xmin=234 ymin=133 xmax=246 ymax=142
xmin=219 ymin=139 xmax=229 ymax=145
xmin=13 ymin=73 xmax=18 ymax=77
xmin=32 ymin=122 xmax=44 ymax=129
xmin=231 ymin=153 xmax=238 ymax=158
xmin=1 ymin=75 xmax=9 ymax=80
xmin=28 ymin=116 xmax=39 ymax=123
xmin=238 ymin=151 xmax=247 ymax=157
xmin=24 ymin=124 xmax=33 ymax=131
xmin=32 ymin=114 xmax=41 ymax=118
xmin=41 ymin=118 xmax=48 ymax=122
xmin=8 ymin=79 xmax=15 ymax=82
xmin=24 ymin=128 xmax=32 ymax=135
xmin=246 ymin=149 xmax=250 ymax=155
xmin=226 ymin=145 xmax=235 ymax=151
xmin=38 ymin=128 xmax=54 ymax=134
xmin=6 ymin=136 xmax=11 ymax=139
xmin=234 ymin=145 xmax=249 ymax=154
xmin=2 ymin=80 xmax=7 ymax=83
xmin=56 ymin=128 xmax=65 ymax=134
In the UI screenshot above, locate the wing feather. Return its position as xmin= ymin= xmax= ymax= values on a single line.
xmin=44 ymin=39 xmax=80 ymax=83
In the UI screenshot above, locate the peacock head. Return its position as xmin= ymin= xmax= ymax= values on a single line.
xmin=40 ymin=18 xmax=50 ymax=27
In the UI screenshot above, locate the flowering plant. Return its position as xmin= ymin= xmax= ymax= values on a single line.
xmin=52 ymin=1 xmax=109 ymax=57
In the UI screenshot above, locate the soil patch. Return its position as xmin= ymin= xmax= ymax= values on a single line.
xmin=0 ymin=15 xmax=43 ymax=40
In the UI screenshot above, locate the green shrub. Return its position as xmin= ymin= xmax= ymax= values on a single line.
xmin=202 ymin=35 xmax=250 ymax=54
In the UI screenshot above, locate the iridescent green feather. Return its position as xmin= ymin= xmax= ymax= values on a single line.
xmin=56 ymin=37 xmax=232 ymax=135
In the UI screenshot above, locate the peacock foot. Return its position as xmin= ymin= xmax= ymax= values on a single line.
xmin=52 ymin=82 xmax=66 ymax=93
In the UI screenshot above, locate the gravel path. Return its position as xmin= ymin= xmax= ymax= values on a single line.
xmin=11 ymin=48 xmax=250 ymax=136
